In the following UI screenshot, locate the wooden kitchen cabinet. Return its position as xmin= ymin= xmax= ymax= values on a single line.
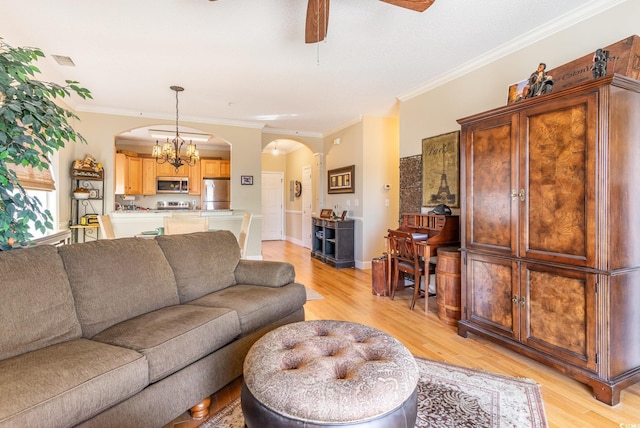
xmin=201 ymin=159 xmax=220 ymax=177
xmin=142 ymin=158 xmax=157 ymax=195
xmin=156 ymin=161 xmax=188 ymax=178
xmin=114 ymin=153 xmax=142 ymax=195
xmin=201 ymin=159 xmax=230 ymax=178
xmin=189 ymin=160 xmax=201 ymax=195
xmin=127 ymin=157 xmax=143 ymax=195
xmin=457 ymin=75 xmax=640 ymax=405
xmin=220 ymin=160 xmax=230 ymax=177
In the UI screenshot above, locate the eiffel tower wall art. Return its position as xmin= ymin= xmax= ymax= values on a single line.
xmin=422 ymin=131 xmax=460 ymax=208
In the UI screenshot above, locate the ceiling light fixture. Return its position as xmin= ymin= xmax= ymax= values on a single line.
xmin=152 ymin=86 xmax=199 ymax=172
xmin=273 ymin=142 xmax=279 ymax=155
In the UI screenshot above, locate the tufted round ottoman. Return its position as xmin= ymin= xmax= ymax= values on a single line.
xmin=241 ymin=320 xmax=418 ymax=427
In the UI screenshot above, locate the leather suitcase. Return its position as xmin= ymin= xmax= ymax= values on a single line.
xmin=371 ymin=256 xmax=388 ymax=296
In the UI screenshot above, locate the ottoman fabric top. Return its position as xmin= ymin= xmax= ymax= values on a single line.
xmin=243 ymin=320 xmax=418 ymax=424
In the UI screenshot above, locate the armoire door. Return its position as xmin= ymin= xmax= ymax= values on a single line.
xmin=463 ymin=113 xmax=518 ymax=256
xmin=520 ymin=262 xmax=597 ymax=371
xmin=519 ymin=92 xmax=598 ymax=267
xmin=465 ymin=253 xmax=519 ymax=340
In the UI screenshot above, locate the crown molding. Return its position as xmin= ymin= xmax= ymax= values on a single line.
xmin=398 ymin=0 xmax=628 ymax=102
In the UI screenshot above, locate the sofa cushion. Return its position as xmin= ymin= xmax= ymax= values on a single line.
xmin=91 ymin=304 xmax=241 ymax=383
xmin=189 ymin=283 xmax=307 ymax=335
xmin=234 ymin=259 xmax=296 ymax=287
xmin=58 ymin=238 xmax=180 ymax=337
xmin=155 ymin=231 xmax=241 ymax=302
xmin=0 ymin=338 xmax=148 ymax=428
xmin=0 ymin=245 xmax=81 ymax=360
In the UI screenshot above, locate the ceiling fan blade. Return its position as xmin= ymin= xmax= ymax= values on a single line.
xmin=306 ymin=0 xmax=329 ymax=44
xmin=380 ymin=0 xmax=435 ymax=12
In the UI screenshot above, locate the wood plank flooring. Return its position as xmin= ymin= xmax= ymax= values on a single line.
xmin=167 ymin=240 xmax=640 ymax=428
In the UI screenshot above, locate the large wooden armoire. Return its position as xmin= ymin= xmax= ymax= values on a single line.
xmin=457 ymin=75 xmax=640 ymax=405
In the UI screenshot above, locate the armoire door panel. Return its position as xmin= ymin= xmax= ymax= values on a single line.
xmin=465 ymin=115 xmax=518 ymax=255
xmin=467 ymin=254 xmax=518 ymax=339
xmin=522 ymin=263 xmax=596 ymax=371
xmin=520 ymin=94 xmax=597 ymax=267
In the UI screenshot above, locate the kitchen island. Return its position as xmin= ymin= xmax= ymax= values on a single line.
xmin=110 ymin=210 xmax=240 ymax=238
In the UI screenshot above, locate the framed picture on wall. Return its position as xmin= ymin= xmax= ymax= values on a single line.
xmin=328 ymin=165 xmax=355 ymax=194
xmin=422 ymin=131 xmax=460 ymax=208
xmin=241 ymin=175 xmax=253 ymax=185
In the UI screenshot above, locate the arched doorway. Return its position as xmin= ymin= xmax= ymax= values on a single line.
xmin=113 ymin=125 xmax=230 ymax=210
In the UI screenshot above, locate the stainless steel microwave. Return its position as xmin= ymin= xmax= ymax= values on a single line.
xmin=156 ymin=177 xmax=189 ymax=193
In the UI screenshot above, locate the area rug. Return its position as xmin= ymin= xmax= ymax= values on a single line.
xmin=200 ymin=357 xmax=547 ymax=428
xmin=305 ymin=286 xmax=324 ymax=301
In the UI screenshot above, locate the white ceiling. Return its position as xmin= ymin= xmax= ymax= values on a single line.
xmin=0 ymin=0 xmax=618 ymax=140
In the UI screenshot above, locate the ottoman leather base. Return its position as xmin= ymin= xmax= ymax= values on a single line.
xmin=242 ymin=383 xmax=418 ymax=427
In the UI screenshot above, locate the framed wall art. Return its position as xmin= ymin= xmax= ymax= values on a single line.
xmin=241 ymin=175 xmax=253 ymax=185
xmin=328 ymin=165 xmax=355 ymax=194
xmin=422 ymin=131 xmax=460 ymax=208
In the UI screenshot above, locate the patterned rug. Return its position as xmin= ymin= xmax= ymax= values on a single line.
xmin=200 ymin=357 xmax=547 ymax=428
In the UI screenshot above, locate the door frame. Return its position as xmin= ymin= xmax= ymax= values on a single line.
xmin=302 ymin=165 xmax=312 ymax=249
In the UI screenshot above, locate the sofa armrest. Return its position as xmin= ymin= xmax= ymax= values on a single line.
xmin=234 ymin=260 xmax=295 ymax=288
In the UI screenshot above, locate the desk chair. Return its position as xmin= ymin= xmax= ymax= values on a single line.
xmin=97 ymin=215 xmax=116 ymax=239
xmin=163 ymin=216 xmax=209 ymax=235
xmin=238 ymin=212 xmax=253 ymax=259
xmin=387 ymin=229 xmax=434 ymax=310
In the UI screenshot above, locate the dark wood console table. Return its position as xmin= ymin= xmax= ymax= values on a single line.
xmin=311 ymin=218 xmax=354 ymax=268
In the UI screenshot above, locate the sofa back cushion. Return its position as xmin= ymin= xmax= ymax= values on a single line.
xmin=155 ymin=230 xmax=240 ymax=302
xmin=0 ymin=245 xmax=81 ymax=360
xmin=58 ymin=238 xmax=180 ymax=337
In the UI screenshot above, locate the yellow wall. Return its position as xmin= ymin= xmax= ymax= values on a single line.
xmin=399 ymin=0 xmax=640 ymax=157
xmin=324 ymin=116 xmax=400 ymax=266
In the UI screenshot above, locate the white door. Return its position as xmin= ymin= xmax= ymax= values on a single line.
xmin=302 ymin=165 xmax=312 ymax=249
xmin=262 ymin=172 xmax=284 ymax=240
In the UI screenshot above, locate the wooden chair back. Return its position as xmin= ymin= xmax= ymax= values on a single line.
xmin=238 ymin=212 xmax=253 ymax=258
xmin=163 ymin=216 xmax=209 ymax=235
xmin=97 ymin=214 xmax=116 ymax=239
xmin=387 ymin=229 xmax=426 ymax=310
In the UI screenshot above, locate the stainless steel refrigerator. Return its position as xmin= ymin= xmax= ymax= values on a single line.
xmin=202 ymin=178 xmax=231 ymax=210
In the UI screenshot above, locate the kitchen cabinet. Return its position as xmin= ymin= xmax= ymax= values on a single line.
xmin=201 ymin=159 xmax=230 ymax=178
xmin=114 ymin=153 xmax=142 ymax=195
xmin=189 ymin=160 xmax=201 ymax=195
xmin=311 ymin=218 xmax=354 ymax=268
xmin=220 ymin=160 xmax=230 ymax=177
xmin=457 ymin=75 xmax=640 ymax=406
xmin=142 ymin=158 xmax=157 ymax=195
xmin=156 ymin=161 xmax=188 ymax=178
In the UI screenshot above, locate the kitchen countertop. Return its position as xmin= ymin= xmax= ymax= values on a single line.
xmin=109 ymin=209 xmax=244 ymax=238
xmin=111 ymin=209 xmax=234 ymax=216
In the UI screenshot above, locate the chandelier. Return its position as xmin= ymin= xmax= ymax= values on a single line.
xmin=152 ymin=85 xmax=199 ymax=172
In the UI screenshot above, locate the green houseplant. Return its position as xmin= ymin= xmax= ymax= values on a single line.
xmin=0 ymin=38 xmax=91 ymax=248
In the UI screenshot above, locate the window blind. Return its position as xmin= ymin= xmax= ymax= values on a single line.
xmin=11 ymin=163 xmax=56 ymax=191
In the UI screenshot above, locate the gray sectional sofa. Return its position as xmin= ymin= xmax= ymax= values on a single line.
xmin=0 ymin=230 xmax=306 ymax=427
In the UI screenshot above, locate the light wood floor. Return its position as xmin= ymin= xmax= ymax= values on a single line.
xmin=167 ymin=240 xmax=640 ymax=428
